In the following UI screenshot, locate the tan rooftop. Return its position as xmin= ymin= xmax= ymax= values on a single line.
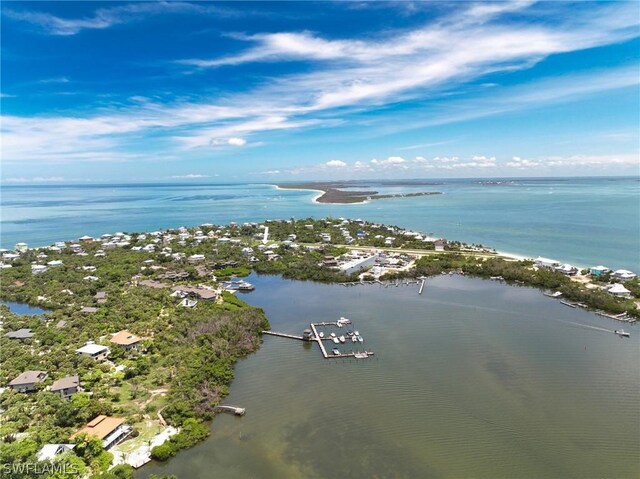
xmin=71 ymin=415 xmax=124 ymax=440
xmin=110 ymin=330 xmax=141 ymax=346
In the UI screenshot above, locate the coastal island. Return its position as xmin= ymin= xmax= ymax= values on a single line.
xmin=276 ymin=182 xmax=442 ymax=203
xmin=0 ymin=218 xmax=638 ymax=478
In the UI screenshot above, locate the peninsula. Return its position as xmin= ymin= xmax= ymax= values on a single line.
xmin=276 ymin=182 xmax=442 ymax=203
xmin=0 ymin=218 xmax=637 ymax=478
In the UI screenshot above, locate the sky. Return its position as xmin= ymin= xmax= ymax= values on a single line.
xmin=1 ymin=0 xmax=639 ymax=183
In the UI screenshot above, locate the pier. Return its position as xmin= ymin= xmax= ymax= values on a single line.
xmin=214 ymin=405 xmax=246 ymax=416
xmin=262 ymin=321 xmax=375 ymax=360
xmin=262 ymin=330 xmax=305 ymax=340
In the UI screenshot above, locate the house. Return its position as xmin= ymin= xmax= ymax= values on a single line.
xmin=37 ymin=444 xmax=75 ymax=462
xmin=15 ymin=242 xmax=28 ymax=253
xmin=555 ymin=263 xmax=578 ymax=276
xmin=71 ymin=416 xmax=132 ymax=450
xmin=172 ymin=285 xmax=217 ymax=301
xmin=9 ymin=370 xmax=48 ymax=392
xmin=612 ymin=269 xmax=636 ymax=281
xmin=79 ymin=235 xmax=94 ymax=243
xmin=50 ymin=375 xmax=81 ymax=400
xmin=590 ymin=265 xmax=610 ymax=277
xmin=5 ymin=328 xmax=35 ymax=340
xmin=94 ymin=291 xmax=107 ymax=303
xmin=339 ymin=255 xmax=378 ymax=275
xmin=47 ymin=260 xmax=63 ymax=267
xmin=434 ymin=239 xmax=447 ymax=252
xmin=81 ymin=306 xmax=98 ymax=314
xmin=110 ymin=330 xmax=142 ymax=350
xmin=188 ymin=254 xmax=206 ymax=263
xmin=31 ymin=264 xmax=48 ymax=274
xmin=534 ymin=257 xmax=561 ymax=270
xmin=75 ymin=342 xmax=110 ymax=361
xmin=606 ymin=283 xmax=631 ymax=298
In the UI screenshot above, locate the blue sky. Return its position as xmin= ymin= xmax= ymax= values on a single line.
xmin=1 ymin=0 xmax=639 ymax=183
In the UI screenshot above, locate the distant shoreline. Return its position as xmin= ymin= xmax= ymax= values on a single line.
xmin=274 ymin=182 xmax=442 ymax=204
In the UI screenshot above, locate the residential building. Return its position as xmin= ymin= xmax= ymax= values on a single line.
xmin=71 ymin=416 xmax=132 ymax=450
xmin=50 ymin=375 xmax=81 ymax=400
xmin=9 ymin=370 xmax=48 ymax=392
xmin=75 ymin=342 xmax=110 ymax=361
xmin=110 ymin=330 xmax=142 ymax=350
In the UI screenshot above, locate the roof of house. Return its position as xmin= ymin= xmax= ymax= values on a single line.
xmin=76 ymin=343 xmax=109 ymax=355
xmin=81 ymin=307 xmax=98 ymax=313
xmin=94 ymin=291 xmax=106 ymax=299
xmin=51 ymin=375 xmax=80 ymax=392
xmin=71 ymin=415 xmax=125 ymax=440
xmin=10 ymin=370 xmax=47 ymax=386
xmin=37 ymin=444 xmax=75 ymax=462
xmin=607 ymin=284 xmax=631 ymax=294
xmin=110 ymin=330 xmax=141 ymax=346
xmin=5 ymin=328 xmax=35 ymax=339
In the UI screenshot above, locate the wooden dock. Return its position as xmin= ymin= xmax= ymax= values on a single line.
xmin=261 ymin=331 xmax=304 ymax=340
xmin=214 ymin=405 xmax=246 ymax=416
xmin=310 ymin=323 xmax=329 ymax=358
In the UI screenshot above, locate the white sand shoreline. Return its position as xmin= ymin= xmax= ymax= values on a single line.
xmin=272 ymin=184 xmax=369 ymax=205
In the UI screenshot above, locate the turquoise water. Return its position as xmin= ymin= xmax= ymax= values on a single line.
xmin=1 ymin=177 xmax=638 ymax=270
xmin=139 ymin=273 xmax=640 ymax=479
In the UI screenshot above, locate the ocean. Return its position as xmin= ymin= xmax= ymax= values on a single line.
xmin=1 ymin=177 xmax=638 ymax=270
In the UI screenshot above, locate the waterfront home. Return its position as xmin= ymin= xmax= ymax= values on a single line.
xmin=79 ymin=235 xmax=94 ymax=243
xmin=533 ymin=257 xmax=561 ymax=270
xmin=110 ymin=330 xmax=142 ymax=350
xmin=172 ymin=285 xmax=217 ymax=301
xmin=31 ymin=264 xmax=48 ymax=274
xmin=611 ymin=269 xmax=636 ymax=281
xmin=5 ymin=328 xmax=35 ymax=340
xmin=71 ymin=415 xmax=132 ymax=450
xmin=606 ymin=283 xmax=632 ymax=298
xmin=37 ymin=444 xmax=75 ymax=462
xmin=75 ymin=342 xmax=110 ymax=361
xmin=555 ymin=263 xmax=578 ymax=276
xmin=9 ymin=370 xmax=48 ymax=392
xmin=434 ymin=239 xmax=447 ymax=252
xmin=15 ymin=242 xmax=28 ymax=253
xmin=340 ymin=255 xmax=378 ymax=275
xmin=50 ymin=375 xmax=81 ymax=400
xmin=590 ymin=265 xmax=610 ymax=277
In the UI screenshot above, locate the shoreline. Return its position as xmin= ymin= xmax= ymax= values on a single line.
xmin=274 ymin=182 xmax=442 ymax=204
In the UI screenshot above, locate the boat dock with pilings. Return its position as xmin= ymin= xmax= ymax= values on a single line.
xmin=262 ymin=320 xmax=375 ymax=360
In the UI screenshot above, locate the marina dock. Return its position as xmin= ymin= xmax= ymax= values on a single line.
xmin=263 ymin=320 xmax=375 ymax=360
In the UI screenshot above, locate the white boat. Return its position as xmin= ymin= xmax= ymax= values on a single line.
xmin=238 ymin=281 xmax=255 ymax=291
xmin=357 ymin=335 xmax=364 ymax=342
xmin=330 ymin=332 xmax=336 ymax=338
xmin=339 ymin=335 xmax=346 ymax=343
xmin=318 ymin=332 xmax=325 ymax=338
xmin=354 ymin=330 xmax=360 ymax=336
xmin=332 ymin=348 xmax=340 ymax=355
xmin=351 ymin=335 xmax=358 ymax=343
xmin=614 ymin=329 xmax=630 ymax=338
xmin=332 ymin=337 xmax=340 ymax=344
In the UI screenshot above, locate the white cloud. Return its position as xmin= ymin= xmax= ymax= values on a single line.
xmin=3 ymin=2 xmax=226 ymax=36
xmin=325 ymin=160 xmax=347 ymax=168
xmin=211 ymin=137 xmax=247 ymax=147
xmin=371 ymin=156 xmax=406 ymax=166
xmin=170 ymin=173 xmax=210 ymax=179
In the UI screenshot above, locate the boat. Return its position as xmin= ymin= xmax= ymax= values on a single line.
xmin=330 ymin=332 xmax=336 ymax=338
xmin=347 ymin=329 xmax=354 ymax=336
xmin=614 ymin=329 xmax=630 ymax=338
xmin=357 ymin=335 xmax=364 ymax=342
xmin=351 ymin=335 xmax=358 ymax=343
xmin=354 ymin=330 xmax=360 ymax=336
xmin=332 ymin=348 xmax=340 ymax=355
xmin=237 ymin=281 xmax=255 ymax=291
xmin=339 ymin=335 xmax=346 ymax=343
xmin=318 ymin=332 xmax=325 ymax=338
xmin=332 ymin=337 xmax=340 ymax=344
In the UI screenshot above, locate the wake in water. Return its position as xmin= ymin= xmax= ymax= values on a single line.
xmin=561 ymin=320 xmax=615 ymax=334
